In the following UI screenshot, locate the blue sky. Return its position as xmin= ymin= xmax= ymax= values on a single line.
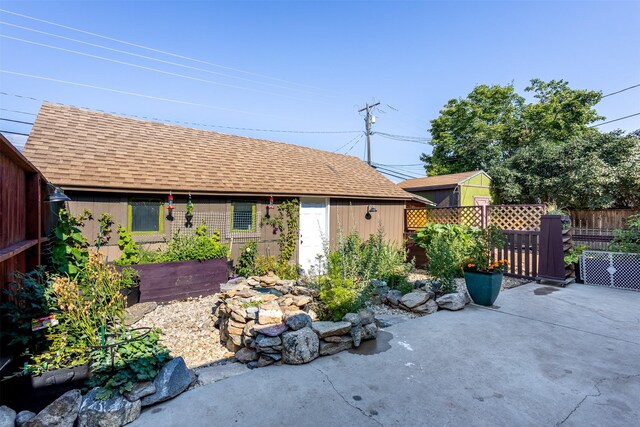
xmin=1 ymin=0 xmax=639 ymax=181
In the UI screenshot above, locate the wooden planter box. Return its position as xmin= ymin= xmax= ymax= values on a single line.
xmin=128 ymin=258 xmax=228 ymax=303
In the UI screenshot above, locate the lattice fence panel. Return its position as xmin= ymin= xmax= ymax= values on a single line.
xmin=405 ymin=209 xmax=427 ymax=230
xmin=487 ymin=204 xmax=546 ymax=231
xmin=426 ymin=206 xmax=484 ymax=228
xmin=581 ymin=250 xmax=640 ymax=291
xmin=171 ymin=211 xmax=261 ymax=243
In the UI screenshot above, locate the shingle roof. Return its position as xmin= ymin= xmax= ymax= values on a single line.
xmin=23 ymin=104 xmax=410 ymax=200
xmin=398 ymin=170 xmax=485 ymax=191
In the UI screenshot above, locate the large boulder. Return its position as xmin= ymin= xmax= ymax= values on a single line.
xmin=282 ymin=327 xmax=319 ymax=364
xmin=311 ymin=321 xmax=352 ymax=338
xmin=15 ymin=410 xmax=36 ymax=427
xmin=385 ymin=290 xmax=403 ymax=306
xmin=24 ymin=389 xmax=81 ymax=427
xmin=235 ymin=348 xmax=259 ymax=363
xmin=412 ymin=299 xmax=438 ymax=315
xmin=358 ymin=308 xmax=375 ymax=325
xmin=285 ymin=312 xmax=312 ymax=331
xmin=0 ymin=406 xmax=16 ymax=427
xmin=77 ymin=388 xmax=141 ymax=427
xmin=400 ymin=290 xmax=431 ymax=309
xmin=436 ymin=292 xmax=466 ymax=311
xmin=141 ymin=357 xmax=194 ymax=406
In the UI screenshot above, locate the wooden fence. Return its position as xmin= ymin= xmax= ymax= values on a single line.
xmin=569 ymin=209 xmax=639 ymax=250
xmin=0 ymin=135 xmax=49 ymax=293
xmin=405 ymin=204 xmax=547 ymax=280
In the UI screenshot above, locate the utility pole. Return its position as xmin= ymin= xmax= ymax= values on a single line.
xmin=358 ymin=101 xmax=380 ymax=165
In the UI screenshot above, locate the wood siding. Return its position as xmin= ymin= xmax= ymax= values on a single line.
xmin=329 ymin=199 xmax=405 ymax=245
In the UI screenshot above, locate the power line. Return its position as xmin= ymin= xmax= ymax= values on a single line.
xmin=343 ymin=134 xmax=364 ymax=155
xmin=0 ymin=130 xmax=30 ymax=136
xmin=374 ymin=132 xmax=431 ymax=144
xmin=0 ymin=34 xmax=312 ymax=102
xmin=0 ymin=107 xmax=37 ymax=116
xmin=372 ymin=164 xmax=419 ymax=179
xmin=0 ymin=117 xmax=34 ymax=125
xmin=602 ymin=84 xmax=640 ymax=98
xmin=590 ymin=112 xmax=640 ymax=127
xmin=0 ymin=91 xmax=361 ymax=135
xmin=0 ymin=8 xmax=329 ymax=94
xmin=376 ymin=162 xmax=424 ymax=167
xmin=333 ymin=132 xmax=364 ymax=153
xmin=373 ymin=167 xmax=414 ymax=181
xmin=0 ymin=21 xmax=326 ymax=97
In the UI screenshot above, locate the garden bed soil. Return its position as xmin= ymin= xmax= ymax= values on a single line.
xmin=130 ymin=294 xmax=234 ymax=369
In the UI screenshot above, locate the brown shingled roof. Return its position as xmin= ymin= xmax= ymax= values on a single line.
xmin=398 ymin=170 xmax=485 ymax=191
xmin=23 ymin=104 xmax=410 ymax=200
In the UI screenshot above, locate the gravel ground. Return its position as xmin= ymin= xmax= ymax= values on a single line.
xmin=131 ymin=295 xmax=233 ymax=369
xmin=407 ymin=268 xmax=529 ymax=290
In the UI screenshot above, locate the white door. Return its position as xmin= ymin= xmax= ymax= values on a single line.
xmin=298 ymin=198 xmax=329 ymax=275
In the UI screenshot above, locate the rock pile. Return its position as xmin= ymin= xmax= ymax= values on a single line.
xmin=382 ymin=280 xmax=471 ymax=313
xmin=4 ymin=357 xmax=195 ymax=427
xmin=214 ymin=274 xmax=378 ymax=368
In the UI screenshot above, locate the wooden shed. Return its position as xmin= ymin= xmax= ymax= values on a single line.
xmin=399 ymin=171 xmax=492 ymax=207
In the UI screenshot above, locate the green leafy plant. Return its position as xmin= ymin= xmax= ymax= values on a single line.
xmin=236 ymin=242 xmax=258 ymax=277
xmin=396 ymin=280 xmax=414 ymax=295
xmin=463 ymin=225 xmax=508 ymax=273
xmin=261 ymin=199 xmax=300 ymax=279
xmin=87 ymin=328 xmax=171 ymax=399
xmin=317 ymin=276 xmax=372 ymax=321
xmin=95 ymin=213 xmax=114 ymax=249
xmin=114 ymin=225 xmax=141 ymax=266
xmin=426 ymin=234 xmax=462 ymax=294
xmin=120 ymin=267 xmax=140 ymax=288
xmin=0 ymin=268 xmax=52 ymax=354
xmin=564 ymin=244 xmax=588 ymax=265
xmin=51 ymin=208 xmax=93 ymax=278
xmin=609 ymin=214 xmax=640 ymax=254
xmin=161 ymin=225 xmax=228 ymax=262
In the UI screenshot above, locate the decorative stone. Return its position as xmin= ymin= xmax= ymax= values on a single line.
xmin=320 ymin=336 xmax=353 ymax=355
xmin=257 ymin=301 xmax=283 ymax=325
xmin=362 ymin=323 xmax=378 ymax=340
xmin=412 ymin=299 xmax=438 ymax=315
xmin=141 ymin=357 xmax=194 ymax=406
xmin=24 ymin=389 xmax=81 ymax=427
xmin=342 ymin=312 xmax=361 ymax=326
xmin=259 ymin=273 xmax=279 ymax=285
xmin=311 ymin=321 xmax=352 ymax=338
xmin=15 ymin=410 xmax=36 ymax=427
xmin=254 ymin=334 xmax=282 ymax=352
xmin=385 ymin=290 xmax=403 ymax=306
xmin=245 ymin=306 xmax=258 ymax=320
xmin=124 ymin=381 xmax=156 ymax=402
xmin=436 ymin=292 xmax=466 ymax=311
xmin=243 ymin=320 xmax=256 ymax=337
xmin=351 ymin=324 xmax=362 ymax=347
xmin=400 ymin=290 xmax=430 ymax=308
xmin=0 ymin=406 xmax=16 ymax=427
xmin=285 ymin=312 xmax=312 ymax=331
xmin=257 ymin=356 xmax=276 ymax=367
xmin=413 ymin=279 xmax=430 ymax=288
xmin=282 ymin=327 xmax=319 ymax=365
xmin=308 ymin=309 xmax=319 ymax=321
xmin=253 ymin=322 xmax=288 ymax=336
xmin=230 ymin=310 xmax=246 ymax=323
xmin=358 ymin=308 xmax=375 ymax=325
xmin=247 ymin=278 xmax=260 ymax=287
xmin=293 ymin=295 xmax=312 ymax=307
xmin=77 ymin=388 xmax=141 ymax=427
xmin=263 ymin=353 xmax=282 ymax=361
xmin=235 ymin=348 xmax=258 ymax=363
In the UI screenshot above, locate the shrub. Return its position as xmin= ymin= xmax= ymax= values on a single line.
xmin=114 ymin=225 xmax=140 ymax=266
xmin=426 ymin=234 xmax=461 ymax=294
xmin=162 ymin=225 xmax=228 ymax=262
xmin=317 ymin=276 xmax=372 ymax=321
xmin=609 ymin=214 xmax=640 ymax=254
xmin=413 ymin=223 xmax=476 ymax=270
xmin=236 ymin=242 xmax=258 ymax=277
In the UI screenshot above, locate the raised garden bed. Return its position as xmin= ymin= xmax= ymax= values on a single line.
xmin=123 ymin=258 xmax=229 ymax=303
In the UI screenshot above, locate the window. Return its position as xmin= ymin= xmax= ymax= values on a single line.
xmin=128 ymin=199 xmax=163 ymax=234
xmin=231 ymin=202 xmax=256 ymax=232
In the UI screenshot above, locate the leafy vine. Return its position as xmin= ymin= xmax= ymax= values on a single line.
xmin=261 ymin=199 xmax=300 ymax=269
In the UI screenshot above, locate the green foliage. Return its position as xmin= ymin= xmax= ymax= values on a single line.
xmin=564 ymin=244 xmax=588 ymax=265
xmin=426 ymin=235 xmax=462 ymax=293
xmin=421 ymin=79 xmax=639 ymax=209
xmin=162 ymin=225 xmax=228 ymax=262
xmin=396 ymin=280 xmax=414 ymax=295
xmin=253 ymin=255 xmax=299 ymax=279
xmin=114 ymin=225 xmax=140 ymax=266
xmin=87 ymin=329 xmax=171 ymax=399
xmin=317 ymin=277 xmax=371 ymax=321
xmin=235 ymin=242 xmax=258 ymax=277
xmin=120 ymin=267 xmax=140 ymax=288
xmin=51 ymin=209 xmax=93 ymax=278
xmin=609 ymin=214 xmax=640 ymax=254
xmin=261 ymin=199 xmax=300 ymax=279
xmin=464 ymin=225 xmax=507 ymax=272
xmin=0 ymin=268 xmax=52 ymax=354
xmin=95 ymin=213 xmax=114 ymax=249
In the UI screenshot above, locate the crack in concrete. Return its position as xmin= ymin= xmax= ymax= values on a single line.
xmin=314 ymin=366 xmax=384 ymax=427
xmin=556 ymin=373 xmax=640 ymax=426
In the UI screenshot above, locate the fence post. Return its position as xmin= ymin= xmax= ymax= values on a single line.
xmin=537 ymin=215 xmax=570 ymax=285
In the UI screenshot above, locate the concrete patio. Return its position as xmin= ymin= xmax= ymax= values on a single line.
xmin=132 ymin=283 xmax=640 ymax=427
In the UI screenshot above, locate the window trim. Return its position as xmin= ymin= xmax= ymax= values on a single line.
xmin=127 ymin=198 xmax=164 ymax=235
xmin=230 ymin=201 xmax=257 ymax=233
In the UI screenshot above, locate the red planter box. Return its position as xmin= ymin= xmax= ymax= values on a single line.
xmin=128 ymin=258 xmax=228 ymax=303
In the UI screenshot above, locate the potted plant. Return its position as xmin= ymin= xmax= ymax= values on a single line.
xmin=119 ymin=266 xmax=141 ymax=307
xmin=462 ymin=226 xmax=509 ymax=306
xmin=564 ymin=244 xmax=587 ymax=284
xmin=185 ymin=198 xmax=194 ymax=227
